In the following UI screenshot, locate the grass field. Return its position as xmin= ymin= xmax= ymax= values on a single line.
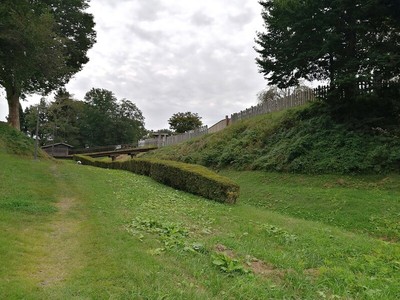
xmin=222 ymin=170 xmax=400 ymax=242
xmin=1 ymin=153 xmax=399 ymax=299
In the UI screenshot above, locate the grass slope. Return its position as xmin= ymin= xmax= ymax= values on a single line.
xmin=144 ymin=103 xmax=400 ymax=174
xmin=1 ymin=122 xmax=399 ymax=298
xmin=1 ymin=152 xmax=399 ymax=299
xmin=222 ymin=170 xmax=400 ymax=242
xmin=0 ymin=122 xmax=48 ymax=158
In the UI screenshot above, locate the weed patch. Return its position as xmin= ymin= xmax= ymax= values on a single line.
xmin=369 ymin=216 xmax=400 ymax=242
xmin=127 ymin=218 xmax=251 ymax=277
xmin=127 ymin=217 xmax=191 ymax=253
xmin=262 ymin=224 xmax=298 ymax=244
xmin=212 ymin=252 xmax=250 ymax=275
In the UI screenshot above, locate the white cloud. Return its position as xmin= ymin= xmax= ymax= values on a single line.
xmin=1 ymin=0 xmax=267 ymax=130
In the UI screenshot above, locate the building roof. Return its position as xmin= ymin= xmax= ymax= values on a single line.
xmin=41 ymin=142 xmax=74 ymax=149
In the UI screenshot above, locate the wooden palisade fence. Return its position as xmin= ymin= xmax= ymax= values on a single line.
xmin=314 ymin=80 xmax=400 ymax=101
xmin=140 ymin=81 xmax=399 ymax=147
xmin=230 ymin=88 xmax=315 ymax=123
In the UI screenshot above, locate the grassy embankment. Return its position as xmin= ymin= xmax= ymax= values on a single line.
xmin=0 ymin=121 xmax=399 ymax=299
xmin=143 ymin=102 xmax=400 ymax=174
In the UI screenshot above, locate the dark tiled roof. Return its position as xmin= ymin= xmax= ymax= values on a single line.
xmin=41 ymin=143 xmax=74 ymax=149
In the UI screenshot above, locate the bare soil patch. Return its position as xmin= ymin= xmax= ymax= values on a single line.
xmin=214 ymin=243 xmax=286 ymax=279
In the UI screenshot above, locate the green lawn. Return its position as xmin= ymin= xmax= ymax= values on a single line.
xmin=222 ymin=170 xmax=400 ymax=242
xmin=1 ymin=153 xmax=399 ymax=299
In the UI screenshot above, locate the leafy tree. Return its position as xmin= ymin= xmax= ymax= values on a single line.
xmin=23 ymin=88 xmax=147 ymax=147
xmin=257 ymin=84 xmax=313 ymax=105
xmin=18 ymin=103 xmax=26 ymax=132
xmin=257 ymin=86 xmax=285 ymax=105
xmin=83 ymin=88 xmax=118 ymax=146
xmin=168 ymin=112 xmax=203 ymax=133
xmin=255 ymin=0 xmax=400 ymax=106
xmin=47 ymin=89 xmax=86 ymax=147
xmin=114 ymin=99 xmax=146 ymax=145
xmin=22 ymin=105 xmax=39 ymax=139
xmin=22 ymin=98 xmax=52 ymax=145
xmin=0 ymin=0 xmax=95 ymax=130
xmin=23 ymin=90 xmax=87 ymax=147
xmin=83 ymin=88 xmax=146 ymax=146
xmin=155 ymin=129 xmax=173 ymax=135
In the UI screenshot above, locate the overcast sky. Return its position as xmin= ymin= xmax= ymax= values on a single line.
xmin=0 ymin=0 xmax=267 ymax=130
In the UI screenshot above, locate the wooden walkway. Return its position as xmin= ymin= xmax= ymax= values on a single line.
xmin=57 ymin=147 xmax=157 ymax=160
xmin=84 ymin=147 xmax=157 ymax=161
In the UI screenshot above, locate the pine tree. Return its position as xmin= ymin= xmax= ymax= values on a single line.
xmin=255 ymin=0 xmax=400 ymax=106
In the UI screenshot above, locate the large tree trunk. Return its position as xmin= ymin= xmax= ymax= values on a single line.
xmin=6 ymin=87 xmax=21 ymax=131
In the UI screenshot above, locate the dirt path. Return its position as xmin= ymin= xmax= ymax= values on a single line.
xmin=32 ymin=166 xmax=85 ymax=288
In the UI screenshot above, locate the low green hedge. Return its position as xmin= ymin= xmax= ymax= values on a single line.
xmin=74 ymin=155 xmax=239 ymax=204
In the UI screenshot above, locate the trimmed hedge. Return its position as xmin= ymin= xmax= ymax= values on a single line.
xmin=74 ymin=155 xmax=239 ymax=204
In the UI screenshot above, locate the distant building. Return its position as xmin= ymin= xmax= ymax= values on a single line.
xmin=41 ymin=143 xmax=73 ymax=157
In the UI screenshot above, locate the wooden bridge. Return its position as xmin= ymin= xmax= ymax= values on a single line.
xmin=56 ymin=146 xmax=157 ymax=160
xmin=83 ymin=147 xmax=157 ymax=161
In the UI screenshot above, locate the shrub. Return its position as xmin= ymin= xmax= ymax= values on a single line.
xmin=74 ymin=155 xmax=239 ymax=204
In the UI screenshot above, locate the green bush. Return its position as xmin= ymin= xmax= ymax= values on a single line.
xmin=74 ymin=155 xmax=239 ymax=204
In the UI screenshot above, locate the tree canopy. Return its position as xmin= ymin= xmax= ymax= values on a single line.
xmin=168 ymin=112 xmax=203 ymax=133
xmin=257 ymin=84 xmax=312 ymax=105
xmin=0 ymin=0 xmax=96 ymax=130
xmin=83 ymin=88 xmax=146 ymax=147
xmin=255 ymin=0 xmax=400 ymax=106
xmin=23 ymin=88 xmax=146 ymax=148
